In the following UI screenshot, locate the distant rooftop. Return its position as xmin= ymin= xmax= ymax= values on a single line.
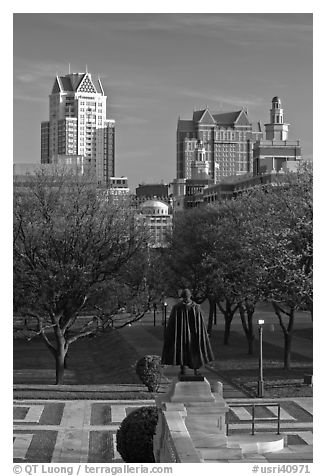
xmin=52 ymin=72 xmax=104 ymax=95
xmin=178 ymin=107 xmax=257 ymax=128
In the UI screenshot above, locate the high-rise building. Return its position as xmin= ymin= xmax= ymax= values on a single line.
xmin=41 ymin=71 xmax=115 ymax=185
xmin=174 ymin=97 xmax=303 ymax=208
xmin=177 ymin=107 xmax=263 ymax=183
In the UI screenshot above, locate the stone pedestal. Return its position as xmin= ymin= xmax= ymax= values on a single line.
xmin=154 ymin=378 xmax=289 ymax=462
xmin=154 ymin=378 xmax=230 ymax=462
xmin=164 ymin=377 xmax=216 ymax=402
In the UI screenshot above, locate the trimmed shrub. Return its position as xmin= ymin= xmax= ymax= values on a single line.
xmin=116 ymin=406 xmax=159 ymax=462
xmin=136 ymin=355 xmax=162 ymax=392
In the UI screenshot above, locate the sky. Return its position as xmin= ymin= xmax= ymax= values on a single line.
xmin=13 ymin=12 xmax=313 ymax=192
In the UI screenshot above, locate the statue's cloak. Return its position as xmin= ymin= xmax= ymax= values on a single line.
xmin=161 ymin=301 xmax=214 ymax=369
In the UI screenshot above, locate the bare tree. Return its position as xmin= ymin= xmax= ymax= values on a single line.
xmin=241 ymin=163 xmax=313 ymax=368
xmin=14 ymin=169 xmax=150 ymax=383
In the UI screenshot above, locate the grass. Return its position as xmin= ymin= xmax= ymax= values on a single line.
xmin=88 ymin=431 xmax=117 ymax=463
xmin=14 ymin=329 xmax=155 ymax=399
xmin=145 ymin=326 xmax=313 ymax=398
xmin=14 ymin=329 xmax=143 ymax=385
xmin=14 ymin=430 xmax=58 ymax=463
xmin=14 ymin=321 xmax=313 ymax=399
xmin=209 ymin=328 xmax=313 ymax=398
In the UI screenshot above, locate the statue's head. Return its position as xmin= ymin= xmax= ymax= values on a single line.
xmin=180 ymin=289 xmax=192 ymax=302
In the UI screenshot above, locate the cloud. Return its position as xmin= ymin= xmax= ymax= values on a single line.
xmin=14 ymin=58 xmax=65 ymax=94
xmin=117 ymin=116 xmax=148 ymax=126
xmin=33 ymin=13 xmax=312 ymax=48
xmin=117 ymin=149 xmax=153 ymax=159
xmin=13 ymin=94 xmax=45 ymax=103
xmin=16 ymin=73 xmax=35 ymax=83
xmin=179 ymin=89 xmax=264 ymax=109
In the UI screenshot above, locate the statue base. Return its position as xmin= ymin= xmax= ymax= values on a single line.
xmin=179 ymin=374 xmax=205 ymax=382
xmin=164 ymin=377 xmax=216 ymax=402
xmin=154 ymin=378 xmax=230 ymax=462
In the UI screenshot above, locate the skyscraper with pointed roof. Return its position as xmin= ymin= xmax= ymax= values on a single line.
xmin=41 ymin=71 xmax=115 ymax=185
xmin=177 ymin=107 xmax=263 ymax=183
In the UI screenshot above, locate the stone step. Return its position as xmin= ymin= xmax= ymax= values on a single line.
xmin=228 ymin=433 xmax=285 ymax=454
xmin=264 ymin=445 xmax=313 ymax=462
xmin=199 ymin=445 xmax=242 ymax=461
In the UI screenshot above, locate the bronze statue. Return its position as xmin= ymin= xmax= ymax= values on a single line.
xmin=161 ymin=289 xmax=214 ymax=378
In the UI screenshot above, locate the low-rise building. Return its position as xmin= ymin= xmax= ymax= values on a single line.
xmin=107 ymin=177 xmax=130 ymax=195
xmin=253 ymin=97 xmax=301 ymax=174
xmin=136 ymin=183 xmax=169 ymax=199
xmin=139 ymin=200 xmax=173 ymax=248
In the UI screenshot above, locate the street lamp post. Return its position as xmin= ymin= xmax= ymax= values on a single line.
xmin=257 ymin=319 xmax=265 ymax=398
xmin=153 ymin=303 xmax=157 ymax=327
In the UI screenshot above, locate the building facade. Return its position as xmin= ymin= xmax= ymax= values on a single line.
xmin=177 ymin=107 xmax=263 ymax=183
xmin=139 ymin=200 xmax=173 ymax=248
xmin=174 ymin=97 xmax=302 ymax=209
xmin=136 ymin=183 xmax=169 ymax=200
xmin=41 ymin=71 xmax=115 ymax=185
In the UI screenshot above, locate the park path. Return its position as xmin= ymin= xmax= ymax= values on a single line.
xmin=117 ymin=310 xmax=312 ymax=400
xmin=118 ymin=324 xmax=248 ymax=398
xmin=134 ymin=303 xmax=313 ymax=361
xmin=13 ymin=398 xmax=313 ymax=463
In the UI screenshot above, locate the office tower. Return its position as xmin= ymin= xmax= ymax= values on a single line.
xmin=41 ymin=70 xmax=115 ymax=185
xmin=177 ymin=107 xmax=263 ymax=183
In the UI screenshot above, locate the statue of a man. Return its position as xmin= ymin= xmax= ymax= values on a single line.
xmin=161 ymin=289 xmax=214 ymax=377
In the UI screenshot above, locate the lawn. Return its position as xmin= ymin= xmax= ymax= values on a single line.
xmin=209 ymin=327 xmax=313 ymax=398
xmin=145 ymin=326 xmax=313 ymax=398
xmin=14 ymin=321 xmax=312 ymax=399
xmin=14 ymin=329 xmax=142 ymax=384
xmin=13 ymin=329 xmax=154 ymax=399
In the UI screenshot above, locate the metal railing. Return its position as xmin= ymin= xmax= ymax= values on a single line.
xmin=226 ymin=403 xmax=281 ymax=436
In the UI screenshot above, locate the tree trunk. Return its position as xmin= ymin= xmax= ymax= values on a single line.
xmin=283 ymin=333 xmax=292 ymax=370
xmin=223 ymin=299 xmax=232 ymax=345
xmin=217 ymin=299 xmax=238 ymax=345
xmin=54 ymin=336 xmax=67 ymax=385
xmin=272 ymin=302 xmax=295 ymax=371
xmin=246 ymin=305 xmax=255 ymax=355
xmin=207 ymin=296 xmax=215 ymax=335
xmin=238 ymin=302 xmax=255 ymax=354
xmin=55 ymin=350 xmax=65 ymax=384
xmin=248 ymin=334 xmax=254 ymax=355
xmin=223 ymin=317 xmax=232 ymax=345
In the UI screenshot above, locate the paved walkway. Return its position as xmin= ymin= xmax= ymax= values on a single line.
xmin=137 ymin=307 xmax=312 ymax=360
xmin=118 ymin=324 xmax=248 ymax=398
xmin=13 ymin=320 xmax=313 ymax=464
xmin=13 ymin=397 xmax=312 ymax=463
xmin=117 ymin=320 xmax=313 ymax=399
